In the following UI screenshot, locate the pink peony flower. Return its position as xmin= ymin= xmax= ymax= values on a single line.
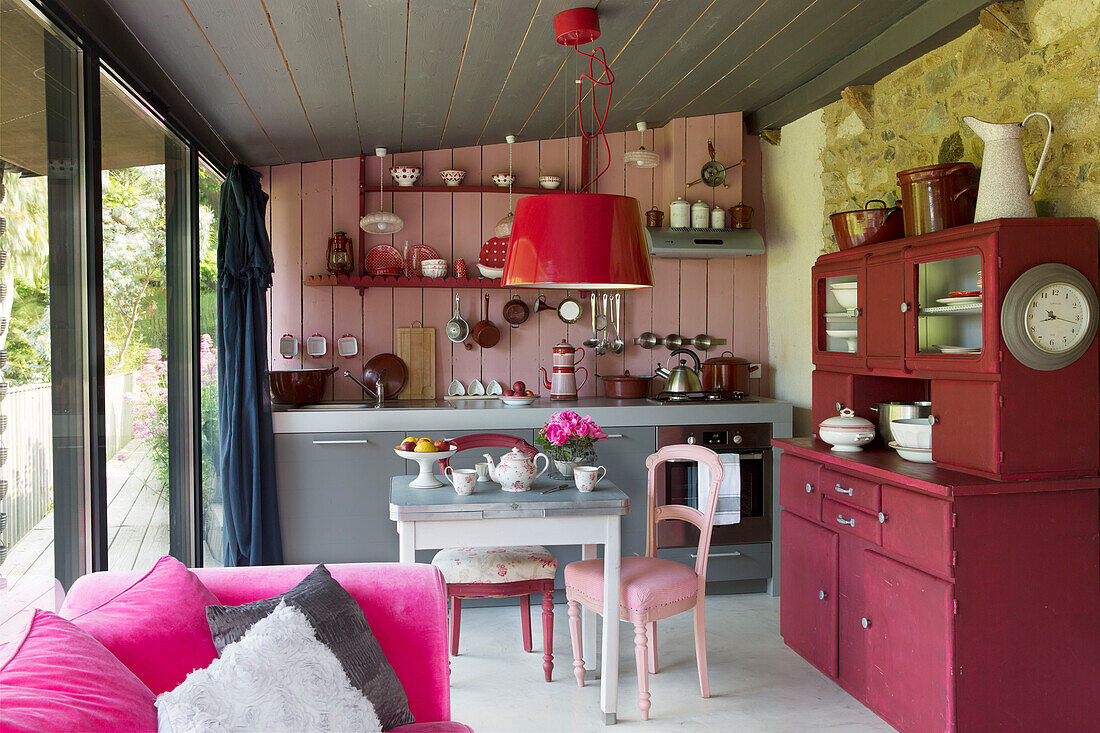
xmin=543 ymin=422 xmax=570 ymax=446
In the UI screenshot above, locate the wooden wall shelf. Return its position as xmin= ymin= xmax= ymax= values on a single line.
xmin=362 ymin=184 xmax=566 ymax=195
xmin=305 ymin=274 xmax=502 ymax=290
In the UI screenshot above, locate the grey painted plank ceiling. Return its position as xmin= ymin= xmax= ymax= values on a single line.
xmin=102 ymin=0 xmax=969 ymax=166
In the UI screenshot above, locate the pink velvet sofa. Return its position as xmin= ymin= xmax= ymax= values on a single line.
xmin=59 ymin=562 xmax=471 ymax=732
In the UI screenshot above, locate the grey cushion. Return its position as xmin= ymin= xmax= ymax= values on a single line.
xmin=205 ymin=564 xmax=415 ymax=730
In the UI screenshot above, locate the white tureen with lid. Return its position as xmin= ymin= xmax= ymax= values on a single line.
xmin=818 ymin=408 xmax=876 ymax=452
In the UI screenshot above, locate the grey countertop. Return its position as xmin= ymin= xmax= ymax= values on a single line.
xmin=272 ymin=395 xmax=794 ymax=433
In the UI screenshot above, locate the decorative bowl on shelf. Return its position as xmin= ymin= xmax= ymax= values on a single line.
xmin=539 ymin=175 xmax=561 ymax=189
xmin=825 ymin=328 xmax=858 ymax=353
xmin=390 ymin=165 xmax=421 ymax=186
xmin=889 ymin=441 xmax=934 ymax=463
xmin=491 ymin=173 xmax=515 ymax=187
xmin=440 ymin=169 xmax=466 ymax=186
xmin=395 ymin=446 xmax=458 ymax=488
xmin=890 ymin=418 xmax=932 ymax=449
xmin=420 ymin=258 xmax=448 ymax=278
xmin=477 ymin=263 xmax=504 ymax=279
xmin=829 ymin=282 xmax=858 ymax=310
xmin=818 ymin=408 xmax=876 ymax=452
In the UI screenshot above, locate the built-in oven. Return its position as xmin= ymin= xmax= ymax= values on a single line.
xmin=655 ymin=423 xmax=772 ymax=547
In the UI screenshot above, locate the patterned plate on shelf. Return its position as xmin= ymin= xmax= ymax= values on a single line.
xmin=405 ymin=244 xmax=439 ymax=274
xmin=364 ymin=245 xmax=404 ymax=275
xmin=934 ymin=345 xmax=981 ymax=354
xmin=935 ymin=296 xmax=982 ymax=305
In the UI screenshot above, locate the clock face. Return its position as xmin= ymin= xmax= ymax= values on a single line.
xmin=1024 ymin=281 xmax=1091 ymax=353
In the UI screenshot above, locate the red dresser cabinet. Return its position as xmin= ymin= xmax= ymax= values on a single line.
xmin=811 ymin=218 xmax=1099 ymax=480
xmin=775 ymin=440 xmax=1100 ymax=732
xmin=785 ymin=218 xmax=1100 ymax=731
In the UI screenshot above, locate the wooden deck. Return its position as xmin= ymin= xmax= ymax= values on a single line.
xmin=0 ymin=440 xmax=172 ymax=583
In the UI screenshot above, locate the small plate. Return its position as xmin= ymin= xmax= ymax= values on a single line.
xmin=935 ymin=296 xmax=982 ymax=305
xmin=501 ymin=395 xmax=538 ymax=406
xmin=888 ymin=440 xmax=935 ymax=464
xmin=934 ymin=345 xmax=981 ymax=354
xmin=947 ymin=290 xmax=981 ymax=298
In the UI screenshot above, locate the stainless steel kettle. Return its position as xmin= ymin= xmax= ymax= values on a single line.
xmin=654 ymin=348 xmax=702 ymax=393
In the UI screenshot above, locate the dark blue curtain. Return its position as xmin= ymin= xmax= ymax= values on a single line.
xmin=217 ymin=165 xmax=283 ymax=566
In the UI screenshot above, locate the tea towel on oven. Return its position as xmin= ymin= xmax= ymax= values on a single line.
xmin=697 ymin=453 xmax=741 ymax=525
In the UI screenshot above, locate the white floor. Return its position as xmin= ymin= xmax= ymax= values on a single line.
xmin=448 ymin=593 xmax=893 ymax=733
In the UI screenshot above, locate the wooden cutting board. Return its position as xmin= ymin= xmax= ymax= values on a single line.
xmin=396 ymin=324 xmax=436 ymax=400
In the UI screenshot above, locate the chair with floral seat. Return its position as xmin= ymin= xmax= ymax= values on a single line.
xmin=432 ymin=434 xmax=558 ymax=681
xmin=563 ymin=444 xmax=725 ymax=720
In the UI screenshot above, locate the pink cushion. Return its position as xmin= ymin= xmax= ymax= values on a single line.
xmin=61 ymin=555 xmax=219 ymax=695
xmin=0 ymin=610 xmax=157 ymax=733
xmin=63 ymin=562 xmax=453 ymax=725
xmin=391 ymin=724 xmax=475 ymax=733
xmin=565 ymin=557 xmax=699 ymax=619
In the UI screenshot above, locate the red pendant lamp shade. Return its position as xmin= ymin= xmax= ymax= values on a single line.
xmin=502 ymin=193 xmax=653 ymax=290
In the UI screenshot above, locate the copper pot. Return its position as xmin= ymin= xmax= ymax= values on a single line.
xmin=730 ymin=201 xmax=754 ymax=229
xmin=896 ymin=163 xmax=977 ymax=237
xmin=830 ymin=200 xmax=904 ymax=250
xmin=700 ymin=351 xmax=750 ymax=393
xmin=645 ymin=207 xmax=664 ymax=228
xmin=601 ymin=370 xmax=653 ymax=399
xmin=471 ymin=294 xmax=500 ymax=348
xmin=269 ymin=366 xmax=337 ymax=404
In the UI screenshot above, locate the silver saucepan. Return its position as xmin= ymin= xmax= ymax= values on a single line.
xmin=870 ymin=401 xmax=932 ymax=445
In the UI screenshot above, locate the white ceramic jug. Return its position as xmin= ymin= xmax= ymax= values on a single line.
xmin=962 ymin=113 xmax=1053 ymax=222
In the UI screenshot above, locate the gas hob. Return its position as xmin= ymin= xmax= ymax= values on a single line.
xmin=647 ymin=390 xmax=758 ymax=405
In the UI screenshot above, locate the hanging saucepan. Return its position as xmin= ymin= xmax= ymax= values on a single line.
xmin=471 ymin=294 xmax=501 ymax=348
xmin=502 ymin=294 xmax=530 ymax=328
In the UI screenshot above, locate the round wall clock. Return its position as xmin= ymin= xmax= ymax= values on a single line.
xmin=1000 ymin=263 xmax=1099 ymax=370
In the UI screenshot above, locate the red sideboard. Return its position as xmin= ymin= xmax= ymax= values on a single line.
xmin=778 ymin=218 xmax=1100 ymax=731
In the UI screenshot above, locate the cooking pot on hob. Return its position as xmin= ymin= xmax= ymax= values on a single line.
xmin=700 ymin=351 xmax=750 ymax=393
xmin=600 ymin=370 xmax=653 ymax=399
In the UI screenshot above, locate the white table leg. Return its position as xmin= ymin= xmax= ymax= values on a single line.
xmin=581 ymin=543 xmax=598 ymax=671
xmin=397 ymin=521 xmax=416 ymax=563
xmin=600 ymin=516 xmax=620 ymax=725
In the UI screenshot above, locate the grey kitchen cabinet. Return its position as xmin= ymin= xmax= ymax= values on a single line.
xmin=275 ymin=431 xmax=405 ymax=564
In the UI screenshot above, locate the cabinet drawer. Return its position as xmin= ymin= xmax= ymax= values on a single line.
xmin=779 ymin=454 xmax=821 ymax=521
xmin=880 ymin=485 xmax=953 ymax=576
xmin=821 ymin=468 xmax=880 ymax=513
xmin=823 ymin=497 xmax=881 ymax=545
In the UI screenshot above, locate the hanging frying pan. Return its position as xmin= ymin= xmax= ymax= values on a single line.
xmin=471 ymin=294 xmax=501 ymax=348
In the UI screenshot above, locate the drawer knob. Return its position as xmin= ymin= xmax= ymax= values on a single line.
xmin=819 ymin=590 xmax=827 ymax=600
xmin=834 ymin=484 xmax=853 ymax=496
xmin=837 ymin=514 xmax=856 ymax=527
xmin=878 ymin=511 xmax=887 ymax=524
xmin=805 ymin=483 xmax=814 ymax=493
xmin=861 ymin=617 xmax=871 ymax=629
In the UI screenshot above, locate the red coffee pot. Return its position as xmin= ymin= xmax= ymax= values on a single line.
xmin=539 ymin=339 xmax=588 ymax=400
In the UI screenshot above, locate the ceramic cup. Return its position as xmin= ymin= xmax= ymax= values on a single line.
xmin=445 ymin=467 xmax=478 ymax=495
xmin=474 ymin=462 xmax=491 ymax=483
xmin=573 ymin=465 xmax=607 ymax=493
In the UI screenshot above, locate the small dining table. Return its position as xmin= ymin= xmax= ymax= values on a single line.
xmin=390 ymin=474 xmax=630 ymax=725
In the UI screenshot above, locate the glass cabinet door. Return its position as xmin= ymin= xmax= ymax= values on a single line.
xmin=813 ymin=265 xmax=864 ymax=367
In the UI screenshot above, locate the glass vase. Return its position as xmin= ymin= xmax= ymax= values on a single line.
xmin=548 ymin=445 xmax=596 ymax=482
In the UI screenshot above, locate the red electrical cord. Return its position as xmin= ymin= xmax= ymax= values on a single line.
xmin=573 ymin=44 xmax=613 ymax=193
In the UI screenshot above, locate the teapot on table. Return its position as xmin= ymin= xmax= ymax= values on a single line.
xmin=484 ymin=447 xmax=550 ymax=493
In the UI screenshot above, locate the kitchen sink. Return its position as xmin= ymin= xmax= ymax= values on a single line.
xmin=282 ymin=400 xmax=445 ymax=410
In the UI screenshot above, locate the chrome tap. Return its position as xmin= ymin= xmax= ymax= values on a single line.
xmin=344 ymin=370 xmax=385 ymax=407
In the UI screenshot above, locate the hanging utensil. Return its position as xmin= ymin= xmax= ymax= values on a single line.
xmin=471 ymin=293 xmax=501 ymax=348
xmin=610 ymin=293 xmax=624 ymax=354
xmin=533 ymin=293 xmax=553 ymax=314
xmin=594 ymin=293 xmax=608 ymax=332
xmin=502 ymin=294 xmax=530 ymax=328
xmin=557 ymin=296 xmax=583 ymax=324
xmin=633 ymin=332 xmax=662 ymax=349
xmin=583 ymin=292 xmax=599 ymax=348
xmin=691 ymin=334 xmax=728 ymax=350
xmin=446 ymin=294 xmax=469 ymax=343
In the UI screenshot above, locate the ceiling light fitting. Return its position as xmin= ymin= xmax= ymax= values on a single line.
xmin=495 ymin=134 xmax=516 ymax=238
xmin=502 ymin=8 xmax=653 ymax=291
xmin=624 ymin=121 xmax=659 ymax=169
xmin=360 ymin=147 xmax=404 ymax=235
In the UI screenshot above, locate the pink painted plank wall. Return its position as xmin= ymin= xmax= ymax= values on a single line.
xmin=264 ymin=111 xmax=769 ymax=401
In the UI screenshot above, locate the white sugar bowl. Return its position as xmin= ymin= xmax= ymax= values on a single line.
xmin=818 ymin=408 xmax=876 ymax=452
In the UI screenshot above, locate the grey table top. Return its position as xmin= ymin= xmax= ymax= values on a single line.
xmin=389 ymin=475 xmax=629 ymax=521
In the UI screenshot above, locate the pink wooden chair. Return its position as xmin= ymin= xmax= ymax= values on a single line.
xmin=564 ymin=444 xmax=725 ymax=720
xmin=432 ymin=433 xmax=558 ymax=681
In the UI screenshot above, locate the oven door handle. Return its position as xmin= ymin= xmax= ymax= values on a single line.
xmin=664 ymin=452 xmax=765 ymax=462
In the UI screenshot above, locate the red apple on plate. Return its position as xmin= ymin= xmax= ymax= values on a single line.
xmin=433 ymin=440 xmax=448 ymax=450
xmin=503 ymin=389 xmax=515 ymax=397
xmin=512 ymin=381 xmax=526 ymax=394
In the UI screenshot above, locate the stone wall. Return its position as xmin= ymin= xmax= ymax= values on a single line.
xmin=819 ymin=0 xmax=1100 ymax=252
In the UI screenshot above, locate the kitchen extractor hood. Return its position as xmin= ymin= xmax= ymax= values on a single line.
xmin=645 ymin=227 xmax=765 ymax=258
